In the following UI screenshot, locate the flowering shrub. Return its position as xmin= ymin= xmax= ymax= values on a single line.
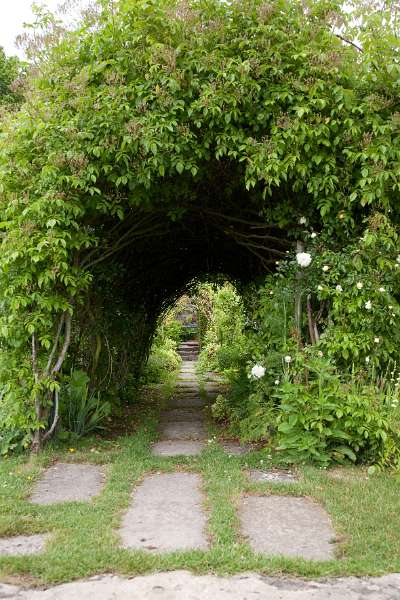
xmin=199 ymin=214 xmax=400 ymax=466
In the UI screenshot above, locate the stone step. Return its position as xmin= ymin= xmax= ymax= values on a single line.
xmin=119 ymin=473 xmax=208 ymax=552
xmin=159 ymin=420 xmax=207 ymax=440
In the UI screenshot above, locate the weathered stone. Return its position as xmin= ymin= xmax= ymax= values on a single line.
xmin=0 ymin=534 xmax=49 ymax=556
xmin=159 ymin=420 xmax=207 ymax=440
xmin=169 ymin=395 xmax=205 ymax=409
xmin=247 ymin=469 xmax=298 ymax=484
xmin=119 ymin=473 xmax=208 ymax=552
xmin=240 ymin=495 xmax=335 ymax=560
xmin=10 ymin=571 xmax=400 ymax=599
xmin=151 ymin=440 xmax=204 ymax=456
xmin=159 ymin=408 xmax=204 ymax=422
xmin=30 ymin=463 xmax=105 ymax=505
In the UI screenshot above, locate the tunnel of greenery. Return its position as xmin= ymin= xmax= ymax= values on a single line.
xmin=0 ymin=0 xmax=400 ymax=459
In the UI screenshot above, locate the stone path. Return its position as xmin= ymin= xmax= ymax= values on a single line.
xmin=152 ymin=349 xmax=207 ymax=456
xmin=1 ymin=341 xmax=400 ymax=597
xmin=119 ymin=473 xmax=208 ymax=552
xmin=3 ymin=571 xmax=400 ymax=599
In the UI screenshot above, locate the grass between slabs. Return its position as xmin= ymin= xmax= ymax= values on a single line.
xmin=0 ymin=375 xmax=400 ymax=586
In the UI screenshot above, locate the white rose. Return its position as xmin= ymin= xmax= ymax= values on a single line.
xmin=396 ymin=255 xmax=400 ymax=264
xmin=274 ymin=379 xmax=280 ymax=385
xmin=317 ymin=285 xmax=323 ymax=291
xmin=356 ymin=282 xmax=363 ymax=289
xmin=365 ymin=356 xmax=370 ymax=364
xmin=374 ymin=337 xmax=380 ymax=343
xmin=365 ymin=300 xmax=372 ymax=310
xmin=322 ymin=265 xmax=329 ymax=272
xmin=378 ymin=287 xmax=385 ymax=293
xmin=299 ymin=216 xmax=307 ymax=225
xmin=311 ymin=232 xmax=317 ymax=238
xmin=251 ymin=364 xmax=265 ymax=379
xmin=284 ymin=355 xmax=292 ymax=364
xmin=318 ymin=351 xmax=324 ymax=357
xmin=336 ymin=285 xmax=343 ymax=292
xmin=296 ymin=252 xmax=312 ymax=268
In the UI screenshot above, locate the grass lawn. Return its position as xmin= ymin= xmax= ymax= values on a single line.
xmin=0 ymin=376 xmax=400 ymax=586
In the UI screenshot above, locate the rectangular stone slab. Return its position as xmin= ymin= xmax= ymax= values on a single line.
xmin=159 ymin=421 xmax=206 ymax=440
xmin=120 ymin=473 xmax=208 ymax=552
xmin=0 ymin=534 xmax=49 ymax=556
xmin=30 ymin=463 xmax=105 ymax=504
xmin=159 ymin=408 xmax=204 ymax=422
xmin=169 ymin=396 xmax=205 ymax=409
xmin=152 ymin=440 xmax=204 ymax=456
xmin=240 ymin=496 xmax=335 ymax=560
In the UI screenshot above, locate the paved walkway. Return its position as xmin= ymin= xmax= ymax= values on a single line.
xmin=2 ymin=571 xmax=400 ymax=599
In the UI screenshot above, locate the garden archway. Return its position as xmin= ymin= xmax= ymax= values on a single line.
xmin=1 ymin=0 xmax=399 ymax=450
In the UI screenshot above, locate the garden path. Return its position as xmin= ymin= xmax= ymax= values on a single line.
xmin=1 ymin=344 xmax=400 ymax=597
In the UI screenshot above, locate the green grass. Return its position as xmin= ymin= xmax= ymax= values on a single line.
xmin=1 ymin=378 xmax=400 ymax=585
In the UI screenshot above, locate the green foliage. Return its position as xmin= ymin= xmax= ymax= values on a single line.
xmin=1 ymin=0 xmax=400 ymax=451
xmin=0 ymin=46 xmax=23 ymax=107
xmin=60 ymin=369 xmax=111 ymax=439
xmin=275 ymin=359 xmax=399 ymax=467
xmin=140 ymin=318 xmax=182 ymax=384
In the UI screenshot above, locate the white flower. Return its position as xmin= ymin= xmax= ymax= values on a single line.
xmin=365 ymin=356 xmax=370 ymax=364
xmin=317 ymin=285 xmax=323 ymax=291
xmin=269 ymin=291 xmax=274 ymax=295
xmin=365 ymin=300 xmax=372 ymax=310
xmin=299 ymin=216 xmax=307 ymax=225
xmin=250 ymin=364 xmax=265 ymax=379
xmin=284 ymin=355 xmax=292 ymax=364
xmin=318 ymin=351 xmax=324 ymax=357
xmin=356 ymin=282 xmax=363 ymax=290
xmin=378 ymin=287 xmax=385 ymax=293
xmin=396 ymin=255 xmax=400 ymax=264
xmin=274 ymin=379 xmax=280 ymax=385
xmin=374 ymin=337 xmax=380 ymax=344
xmin=389 ymin=305 xmax=393 ymax=309
xmin=311 ymin=232 xmax=317 ymax=238
xmin=322 ymin=265 xmax=329 ymax=272
xmin=296 ymin=252 xmax=312 ymax=268
xmin=336 ymin=285 xmax=343 ymax=292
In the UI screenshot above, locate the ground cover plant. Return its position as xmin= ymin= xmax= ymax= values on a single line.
xmin=1 ymin=0 xmax=400 ymax=455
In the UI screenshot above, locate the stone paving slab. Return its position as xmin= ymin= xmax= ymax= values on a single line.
xmin=159 ymin=421 xmax=207 ymax=440
xmin=221 ymin=441 xmax=253 ymax=456
xmin=30 ymin=463 xmax=105 ymax=505
xmin=0 ymin=534 xmax=49 ymax=556
xmin=240 ymin=496 xmax=335 ymax=560
xmin=169 ymin=396 xmax=205 ymax=409
xmin=160 ymin=408 xmax=204 ymax=422
xmin=6 ymin=571 xmax=400 ymax=599
xmin=119 ymin=473 xmax=208 ymax=552
xmin=152 ymin=440 xmax=204 ymax=456
xmin=247 ymin=469 xmax=298 ymax=484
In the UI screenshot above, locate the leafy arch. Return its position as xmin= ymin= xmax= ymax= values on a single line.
xmin=1 ymin=0 xmax=399 ymax=450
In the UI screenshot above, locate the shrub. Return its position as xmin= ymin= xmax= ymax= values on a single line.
xmin=60 ymin=370 xmax=111 ymax=439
